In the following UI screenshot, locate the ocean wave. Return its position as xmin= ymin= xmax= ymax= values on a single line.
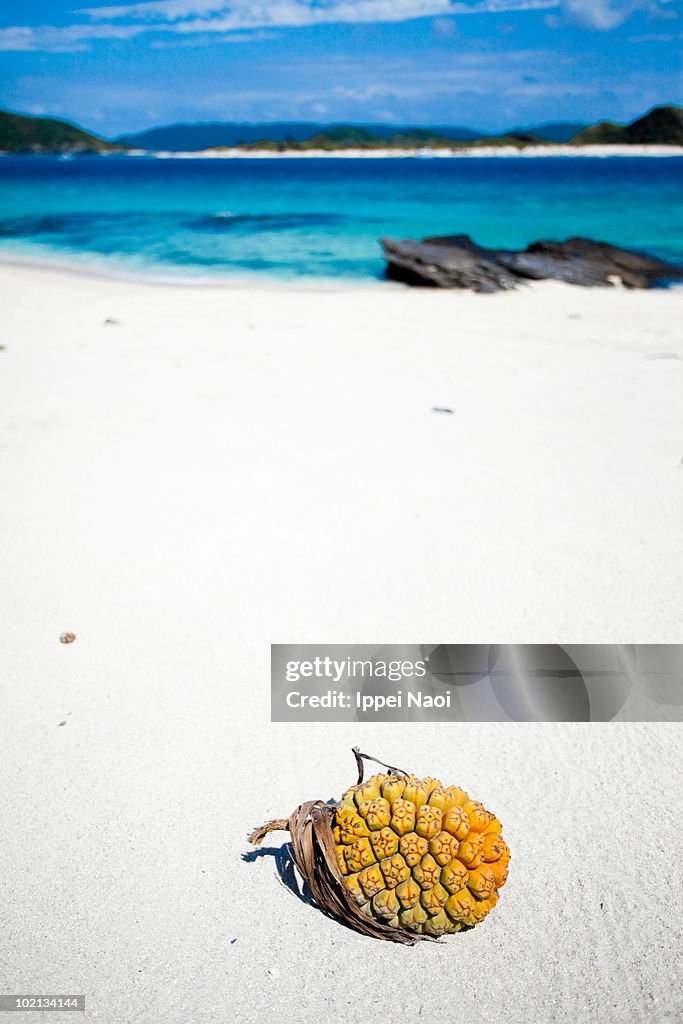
xmin=0 ymin=211 xmax=152 ymax=238
xmin=187 ymin=211 xmax=351 ymax=232
xmin=0 ymin=210 xmax=356 ymax=240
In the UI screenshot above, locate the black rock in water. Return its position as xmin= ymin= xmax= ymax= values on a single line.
xmin=381 ymin=235 xmax=683 ymax=292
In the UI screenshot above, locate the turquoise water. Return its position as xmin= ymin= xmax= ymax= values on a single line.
xmin=0 ymin=154 xmax=681 ymax=282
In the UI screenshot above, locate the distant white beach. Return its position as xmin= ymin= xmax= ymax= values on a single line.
xmin=1 ymin=144 xmax=681 ymax=160
xmin=138 ymin=144 xmax=683 ymax=159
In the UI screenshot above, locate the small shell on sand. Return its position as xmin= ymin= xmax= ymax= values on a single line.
xmin=59 ymin=632 xmax=76 ymax=644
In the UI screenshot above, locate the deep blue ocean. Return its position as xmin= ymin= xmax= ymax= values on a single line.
xmin=0 ymin=154 xmax=681 ymax=282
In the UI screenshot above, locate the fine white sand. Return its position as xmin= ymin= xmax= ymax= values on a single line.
xmin=1 ymin=264 xmax=682 ymax=1023
xmin=143 ymin=145 xmax=683 ymax=158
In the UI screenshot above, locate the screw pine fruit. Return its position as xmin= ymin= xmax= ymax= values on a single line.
xmin=334 ymin=772 xmax=508 ymax=935
xmin=248 ymin=749 xmax=509 ymax=944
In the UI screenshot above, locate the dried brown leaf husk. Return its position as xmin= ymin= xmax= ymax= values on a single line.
xmin=248 ymin=798 xmax=437 ymax=944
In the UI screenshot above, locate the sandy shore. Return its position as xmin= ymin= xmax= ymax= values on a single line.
xmin=141 ymin=144 xmax=683 ymax=158
xmin=1 ymin=264 xmax=682 ymax=1022
xmin=2 ymin=263 xmax=682 ymax=640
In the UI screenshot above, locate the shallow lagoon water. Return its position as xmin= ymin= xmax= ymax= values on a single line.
xmin=0 ymin=154 xmax=681 ymax=282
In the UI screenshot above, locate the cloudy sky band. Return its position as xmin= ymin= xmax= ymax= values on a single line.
xmin=1 ymin=0 xmax=680 ymax=51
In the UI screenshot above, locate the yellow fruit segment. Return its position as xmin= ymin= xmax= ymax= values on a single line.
xmin=467 ymin=865 xmax=496 ymax=901
xmin=372 ymin=888 xmax=400 ymax=920
xmin=344 ymin=836 xmax=376 ymax=873
xmin=415 ymin=804 xmax=443 ymax=840
xmin=395 ymin=878 xmax=421 ymax=909
xmin=420 ymin=882 xmax=448 ymax=916
xmin=354 ymin=779 xmax=385 ymax=805
xmin=390 ymin=799 xmax=416 ymax=836
xmin=489 ymin=859 xmax=509 ymax=888
xmin=442 ymin=806 xmax=470 ymax=841
xmin=464 ymin=890 xmax=498 ymax=926
xmin=381 ymin=775 xmax=406 ymax=803
xmin=379 ymin=854 xmax=410 ymax=889
xmin=457 ymin=834 xmax=485 ymax=868
xmin=344 ymin=872 xmax=365 ymax=904
xmin=399 ymin=905 xmax=429 ymax=931
xmin=402 ymin=776 xmax=430 ymax=807
xmin=423 ymin=777 xmax=443 ymax=795
xmin=481 ymin=832 xmax=504 ymax=862
xmin=428 ymin=831 xmax=460 ymax=866
xmin=412 ymin=853 xmax=441 ymax=891
xmin=423 ymin=910 xmax=451 ymax=936
xmin=440 ymin=858 xmax=468 ymax=894
xmin=357 ymin=863 xmax=384 ymax=898
xmin=337 ymin=810 xmax=370 ymax=844
xmin=364 ymin=798 xmax=392 ymax=831
xmin=398 ymin=832 xmax=428 ymax=867
xmin=445 ymin=887 xmax=474 ymax=922
xmin=464 ymin=800 xmax=494 ymax=833
xmin=369 ymin=826 xmax=400 ymax=859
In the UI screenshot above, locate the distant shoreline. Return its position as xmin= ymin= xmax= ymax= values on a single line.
xmin=3 ymin=104 xmax=681 ymax=159
xmin=190 ymin=144 xmax=683 ymax=159
xmin=0 ymin=251 xmax=381 ymax=290
xmin=2 ymin=144 xmax=683 ymax=159
xmin=1 ymin=252 xmax=681 ymax=292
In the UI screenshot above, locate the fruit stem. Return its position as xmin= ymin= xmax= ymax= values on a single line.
xmin=352 ymin=746 xmax=409 ymax=785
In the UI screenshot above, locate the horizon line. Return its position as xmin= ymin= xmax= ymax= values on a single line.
xmin=2 ymin=101 xmax=682 ymax=142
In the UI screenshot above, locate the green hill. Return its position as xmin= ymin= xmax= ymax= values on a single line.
xmin=572 ymin=105 xmax=683 ymax=145
xmin=3 ymin=105 xmax=681 ymax=155
xmin=571 ymin=120 xmax=625 ymax=145
xmin=215 ymin=127 xmax=543 ymax=152
xmin=234 ymin=127 xmax=458 ymax=150
xmin=0 ymin=110 xmax=118 ymax=153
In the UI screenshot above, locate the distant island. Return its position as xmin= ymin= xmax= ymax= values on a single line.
xmin=115 ymin=120 xmax=586 ymax=151
xmin=1 ymin=105 xmax=681 ymax=155
xmin=0 ymin=110 xmax=118 ymax=154
xmin=208 ymin=126 xmax=547 ymax=153
xmin=572 ymin=105 xmax=683 ymax=146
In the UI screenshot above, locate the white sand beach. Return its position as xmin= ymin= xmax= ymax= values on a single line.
xmin=1 ymin=265 xmax=683 ymax=1023
xmin=143 ymin=144 xmax=683 ymax=158
xmin=2 ymin=263 xmax=682 ymax=641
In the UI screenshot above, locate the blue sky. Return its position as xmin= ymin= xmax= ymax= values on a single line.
xmin=1 ymin=1 xmax=681 ymax=135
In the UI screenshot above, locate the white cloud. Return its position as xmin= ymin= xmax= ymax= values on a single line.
xmin=562 ymin=1 xmax=639 ymax=29
xmin=148 ymin=28 xmax=277 ymax=45
xmin=1 ymin=0 xmax=677 ymax=51
xmin=80 ymin=0 xmax=234 ymax=19
xmin=559 ymin=0 xmax=678 ymax=30
xmin=80 ymin=0 xmax=561 ymax=28
xmin=0 ymin=0 xmax=563 ymax=51
xmin=0 ymin=23 xmax=145 ymax=52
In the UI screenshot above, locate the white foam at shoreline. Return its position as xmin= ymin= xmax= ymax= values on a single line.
xmin=2 ymin=144 xmax=682 ymax=160
xmin=146 ymin=144 xmax=683 ymax=159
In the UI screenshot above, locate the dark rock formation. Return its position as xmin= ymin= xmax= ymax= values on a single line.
xmin=381 ymin=235 xmax=683 ymax=292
